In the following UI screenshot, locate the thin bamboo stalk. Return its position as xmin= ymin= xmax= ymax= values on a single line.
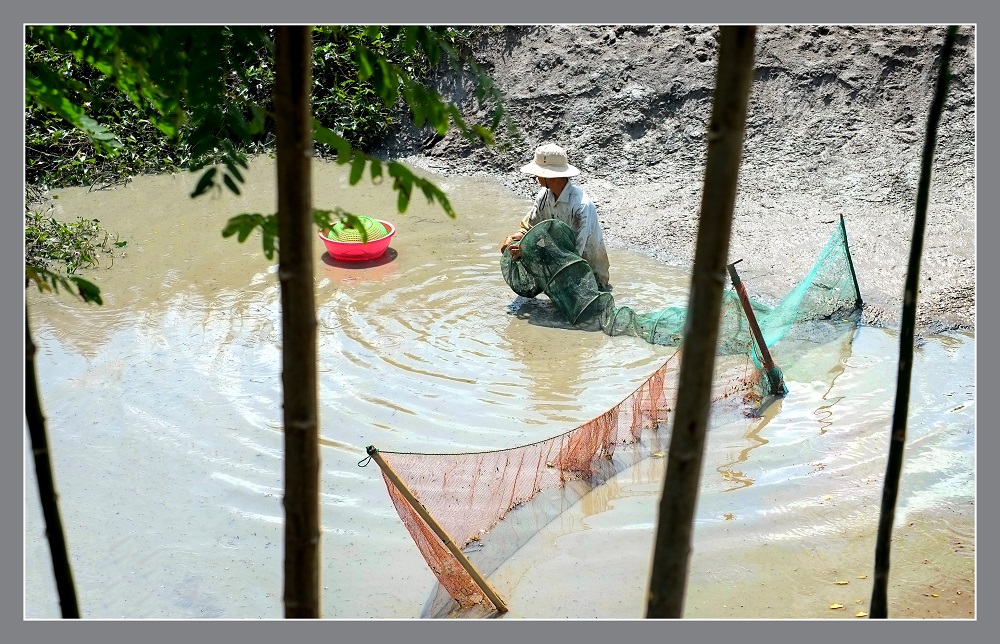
xmin=646 ymin=25 xmax=758 ymax=618
xmin=870 ymin=25 xmax=958 ymax=619
xmin=275 ymin=25 xmax=322 ymax=619
xmin=25 ymin=308 xmax=80 ymax=618
xmin=366 ymin=446 xmax=509 ymax=613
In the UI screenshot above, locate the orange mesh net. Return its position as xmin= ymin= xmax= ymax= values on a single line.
xmin=371 ymin=346 xmax=763 ymax=614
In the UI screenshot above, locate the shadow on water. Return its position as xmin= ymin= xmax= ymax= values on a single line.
xmin=320 ymin=247 xmax=398 ymax=269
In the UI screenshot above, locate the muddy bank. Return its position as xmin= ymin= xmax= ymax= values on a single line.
xmin=382 ymin=25 xmax=976 ymax=332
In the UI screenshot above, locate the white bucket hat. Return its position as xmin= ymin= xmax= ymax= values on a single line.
xmin=520 ymin=143 xmax=580 ymax=178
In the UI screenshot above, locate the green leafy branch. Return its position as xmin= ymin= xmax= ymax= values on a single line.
xmin=25 ymin=266 xmax=103 ymax=305
xmin=220 ymin=187 xmax=443 ymax=260
xmin=27 ymin=26 xmax=270 ymax=198
xmin=25 ymin=60 xmax=122 ymax=153
xmin=312 ymin=120 xmax=456 ymax=216
xmin=347 ymin=25 xmax=506 ymax=145
xmin=223 ymin=117 xmax=461 ymax=261
xmin=27 ymin=26 xmax=506 ymax=204
xmin=221 ymin=212 xmax=279 ymax=259
xmin=27 ymin=26 xmax=181 ymax=148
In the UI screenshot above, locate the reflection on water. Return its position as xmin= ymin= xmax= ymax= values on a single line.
xmin=715 ymin=401 xmax=776 ymax=492
xmin=24 ymin=157 xmax=974 ymax=619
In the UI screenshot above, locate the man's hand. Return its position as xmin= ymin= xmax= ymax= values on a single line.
xmin=500 ymin=231 xmax=525 ymax=259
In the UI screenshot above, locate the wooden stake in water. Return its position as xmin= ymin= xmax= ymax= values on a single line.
xmin=840 ymin=214 xmax=864 ymax=310
xmin=727 ymin=259 xmax=787 ymax=396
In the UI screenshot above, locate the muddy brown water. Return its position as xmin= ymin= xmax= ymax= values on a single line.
xmin=24 ymin=157 xmax=973 ymax=619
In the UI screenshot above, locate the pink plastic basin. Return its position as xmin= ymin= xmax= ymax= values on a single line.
xmin=319 ymin=220 xmax=395 ymax=261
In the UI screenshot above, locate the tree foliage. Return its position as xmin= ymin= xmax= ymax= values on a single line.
xmin=25 ymin=26 xmax=504 ymax=193
xmin=26 ymin=25 xmax=508 ymax=262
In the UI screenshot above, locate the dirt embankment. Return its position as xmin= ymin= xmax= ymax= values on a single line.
xmin=383 ymin=25 xmax=976 ymax=333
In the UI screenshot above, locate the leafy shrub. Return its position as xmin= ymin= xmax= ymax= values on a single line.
xmin=25 ymin=38 xmax=190 ymax=190
xmin=25 ymin=206 xmax=128 ymax=275
xmin=25 ymin=26 xmax=486 ymax=190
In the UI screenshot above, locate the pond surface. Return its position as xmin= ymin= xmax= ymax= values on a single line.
xmin=24 ymin=157 xmax=974 ymax=618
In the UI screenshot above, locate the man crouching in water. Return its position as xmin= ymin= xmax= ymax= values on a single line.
xmin=500 ymin=143 xmax=613 ymax=292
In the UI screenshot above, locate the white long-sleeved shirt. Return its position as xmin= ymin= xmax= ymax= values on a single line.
xmin=519 ymin=182 xmax=612 ymax=290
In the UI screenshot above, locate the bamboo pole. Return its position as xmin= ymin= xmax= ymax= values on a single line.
xmin=646 ymin=25 xmax=758 ymax=618
xmin=275 ymin=25 xmax=322 ymax=619
xmin=870 ymin=25 xmax=957 ymax=620
xmin=726 ymin=260 xmax=787 ymax=396
xmin=366 ymin=446 xmax=509 ymax=613
xmin=25 ymin=308 xmax=80 ymax=618
xmin=839 ymin=214 xmax=864 ymax=310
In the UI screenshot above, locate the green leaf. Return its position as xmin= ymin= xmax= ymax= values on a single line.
xmin=24 ymin=267 xmax=52 ymax=295
xmin=407 ymin=87 xmax=426 ymax=128
xmin=222 ymin=172 xmax=241 ymax=195
xmin=349 ymin=153 xmax=366 ymax=185
xmin=225 ymin=109 xmax=252 ymax=141
xmin=340 ymin=212 xmax=369 ymax=243
xmin=355 ymin=46 xmax=373 ymax=80
xmin=222 ymin=212 xmax=255 ymax=238
xmin=370 ymin=159 xmax=383 ymax=182
xmin=224 ymin=158 xmax=245 ymax=184
xmin=436 ymin=192 xmax=457 ymax=219
xmin=191 ymin=167 xmax=218 ymax=198
xmin=222 ymin=213 xmax=278 ymax=259
xmin=473 ymin=124 xmax=495 ymax=146
xmin=375 ymin=58 xmax=397 ymax=105
xmin=237 ymin=218 xmax=256 ymax=243
xmin=404 ymin=26 xmax=418 ymax=55
xmin=404 ymin=173 xmax=456 ymax=219
xmin=262 ymin=229 xmax=276 ymax=259
xmin=312 ymin=119 xmax=353 ymax=163
xmin=313 ymin=208 xmax=335 ymax=231
xmin=69 ymin=276 xmax=103 ymax=305
xmin=248 ymin=103 xmax=269 ymax=135
xmin=25 ymin=266 xmax=103 ymax=305
xmin=25 ymin=66 xmax=123 ymax=152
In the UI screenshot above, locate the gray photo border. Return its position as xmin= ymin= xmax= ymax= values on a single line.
xmin=6 ymin=1 xmax=993 ymax=643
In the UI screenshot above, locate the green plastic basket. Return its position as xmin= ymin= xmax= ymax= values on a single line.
xmin=329 ymin=216 xmax=389 ymax=243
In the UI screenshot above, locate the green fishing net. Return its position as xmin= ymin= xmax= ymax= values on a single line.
xmin=502 ymin=217 xmax=862 ymax=393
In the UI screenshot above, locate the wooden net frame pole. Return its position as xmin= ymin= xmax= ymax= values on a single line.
xmin=839 ymin=214 xmax=864 ymax=310
xmin=366 ymin=446 xmax=509 ymax=614
xmin=726 ymin=259 xmax=787 ymax=396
